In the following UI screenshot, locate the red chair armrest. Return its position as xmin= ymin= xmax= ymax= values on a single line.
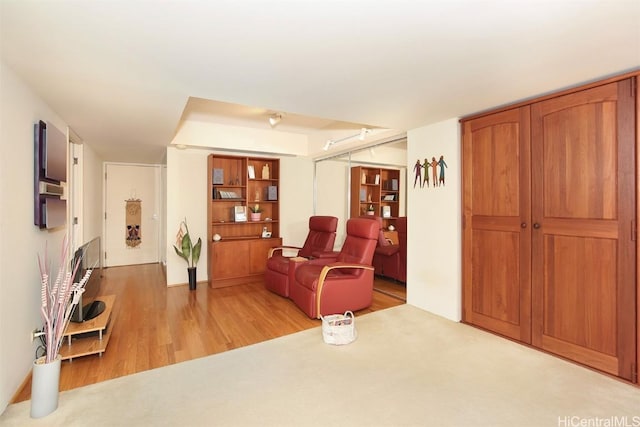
xmin=315 ymin=263 xmax=375 ymax=318
xmin=268 ymin=245 xmax=303 ymax=258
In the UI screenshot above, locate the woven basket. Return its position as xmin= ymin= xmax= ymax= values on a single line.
xmin=321 ymin=311 xmax=357 ymax=345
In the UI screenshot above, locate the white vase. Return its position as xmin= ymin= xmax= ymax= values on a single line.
xmin=30 ymin=355 xmax=61 ymax=418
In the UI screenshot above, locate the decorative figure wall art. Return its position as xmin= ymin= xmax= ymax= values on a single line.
xmin=422 ymin=158 xmax=431 ymax=188
xmin=413 ymin=159 xmax=422 ymax=188
xmin=125 ymin=198 xmax=141 ymax=247
xmin=430 ymin=157 xmax=438 ymax=187
xmin=438 ymin=155 xmax=448 ymax=186
xmin=414 ymin=155 xmax=450 ymax=190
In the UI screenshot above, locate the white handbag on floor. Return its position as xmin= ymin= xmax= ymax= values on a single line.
xmin=321 ymin=311 xmax=357 ymax=345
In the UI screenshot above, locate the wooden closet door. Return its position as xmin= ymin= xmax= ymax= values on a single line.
xmin=531 ymin=79 xmax=636 ymax=380
xmin=462 ymin=107 xmax=532 ymax=342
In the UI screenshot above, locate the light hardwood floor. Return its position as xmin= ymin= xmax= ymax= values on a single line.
xmin=13 ymin=263 xmax=405 ymax=403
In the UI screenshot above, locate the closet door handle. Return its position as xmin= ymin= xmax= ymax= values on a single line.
xmin=521 ymin=223 xmax=527 ymax=229
xmin=533 ymin=223 xmax=541 ymax=229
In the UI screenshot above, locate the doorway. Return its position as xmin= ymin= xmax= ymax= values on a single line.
xmin=104 ymin=163 xmax=162 ymax=267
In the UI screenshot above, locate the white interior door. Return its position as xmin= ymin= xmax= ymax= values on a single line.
xmin=104 ymin=163 xmax=161 ymax=267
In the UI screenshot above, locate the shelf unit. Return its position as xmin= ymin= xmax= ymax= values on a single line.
xmin=350 ymin=166 xmax=401 ymax=229
xmin=59 ymin=294 xmax=114 ymax=361
xmin=207 ymin=154 xmax=282 ymax=287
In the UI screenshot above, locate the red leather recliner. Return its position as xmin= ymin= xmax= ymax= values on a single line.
xmin=361 ymin=216 xmax=407 ymax=283
xmin=373 ymin=217 xmax=407 ymax=283
xmin=289 ymin=218 xmax=379 ymax=318
xmin=265 ymin=216 xmax=338 ymax=297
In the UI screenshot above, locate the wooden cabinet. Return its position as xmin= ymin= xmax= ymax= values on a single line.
xmin=462 ymin=78 xmax=637 ymax=381
xmin=350 ymin=166 xmax=400 ymax=228
xmin=207 ymin=154 xmax=282 ymax=288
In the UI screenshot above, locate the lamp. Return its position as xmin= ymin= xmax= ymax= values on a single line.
xmin=324 ymin=128 xmax=370 ymax=151
xmin=269 ymin=113 xmax=282 ymax=127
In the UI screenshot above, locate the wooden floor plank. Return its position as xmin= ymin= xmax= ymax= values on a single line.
xmin=12 ymin=263 xmax=405 ymax=403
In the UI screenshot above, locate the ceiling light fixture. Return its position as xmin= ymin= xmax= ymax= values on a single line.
xmin=269 ymin=113 xmax=282 ymax=127
xmin=324 ymin=128 xmax=371 ymax=151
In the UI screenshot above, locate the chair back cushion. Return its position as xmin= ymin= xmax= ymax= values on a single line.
xmin=298 ymin=216 xmax=338 ymax=258
xmin=358 ymin=215 xmax=388 ymax=247
xmin=337 ymin=218 xmax=379 ymax=268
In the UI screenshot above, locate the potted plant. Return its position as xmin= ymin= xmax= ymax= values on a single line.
xmin=173 ymin=219 xmax=202 ymax=290
xmin=250 ymin=204 xmax=262 ymax=221
xmin=367 ymin=204 xmax=375 ymax=215
xmin=32 ymin=237 xmax=93 ymax=418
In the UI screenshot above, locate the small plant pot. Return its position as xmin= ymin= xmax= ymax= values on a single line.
xmin=187 ymin=267 xmax=197 ymax=291
xmin=250 ymin=212 xmax=262 ymax=221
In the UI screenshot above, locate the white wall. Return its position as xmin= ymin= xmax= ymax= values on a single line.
xmin=82 ymin=143 xmax=104 ymax=244
xmin=0 ymin=62 xmax=67 ymax=413
xmin=406 ymin=118 xmax=462 ymax=321
xmin=166 ymin=148 xmax=208 ymax=286
xmin=279 ymin=156 xmax=314 ymax=247
xmin=315 ymin=159 xmax=351 ymax=248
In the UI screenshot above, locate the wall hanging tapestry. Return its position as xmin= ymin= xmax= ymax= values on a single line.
xmin=125 ymin=199 xmax=141 ymax=247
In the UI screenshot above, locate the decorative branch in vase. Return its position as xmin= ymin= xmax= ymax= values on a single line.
xmin=37 ymin=237 xmax=93 ymax=363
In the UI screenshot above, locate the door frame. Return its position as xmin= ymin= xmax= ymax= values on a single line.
xmin=102 ymin=162 xmax=163 ymax=267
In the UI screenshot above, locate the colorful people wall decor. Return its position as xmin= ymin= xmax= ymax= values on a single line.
xmin=412 ymin=155 xmax=450 ymax=190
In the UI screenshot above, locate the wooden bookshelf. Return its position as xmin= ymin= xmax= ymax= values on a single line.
xmin=350 ymin=166 xmax=401 ymax=229
xmin=207 ymin=154 xmax=282 ymax=287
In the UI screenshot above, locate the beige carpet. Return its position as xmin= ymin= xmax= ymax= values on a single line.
xmin=2 ymin=305 xmax=639 ymax=427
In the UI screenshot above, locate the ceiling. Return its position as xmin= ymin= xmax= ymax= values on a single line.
xmin=1 ymin=1 xmax=638 ymax=163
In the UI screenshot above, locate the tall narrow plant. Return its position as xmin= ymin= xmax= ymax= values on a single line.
xmin=37 ymin=237 xmax=93 ymax=363
xmin=174 ymin=219 xmax=202 ymax=268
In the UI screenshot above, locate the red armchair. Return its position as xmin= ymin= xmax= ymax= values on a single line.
xmin=361 ymin=215 xmax=407 ymax=283
xmin=265 ymin=216 xmax=338 ymax=297
xmin=373 ymin=217 xmax=406 ymax=283
xmin=289 ymin=218 xmax=379 ymax=318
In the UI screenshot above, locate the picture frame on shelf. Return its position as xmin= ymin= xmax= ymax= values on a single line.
xmin=382 ymin=206 xmax=391 ymax=218
xmin=234 ymin=205 xmax=247 ymax=222
xmin=248 ymin=165 xmax=256 ymax=179
xmin=267 ymin=186 xmax=278 ymax=201
xmin=213 ymin=168 xmax=224 ymax=185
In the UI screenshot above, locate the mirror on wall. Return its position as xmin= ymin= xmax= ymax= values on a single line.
xmin=314 ymin=137 xmax=407 ymax=249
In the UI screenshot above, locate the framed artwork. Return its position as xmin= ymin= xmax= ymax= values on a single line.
xmin=248 ymin=165 xmax=255 ymax=179
xmin=382 ymin=206 xmax=391 ymax=218
xmin=267 ymin=186 xmax=278 ymax=201
xmin=213 ymin=168 xmax=224 ymax=184
xmin=234 ymin=205 xmax=247 ymax=222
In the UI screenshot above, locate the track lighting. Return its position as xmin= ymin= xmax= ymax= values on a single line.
xmin=269 ymin=113 xmax=282 ymax=127
xmin=324 ymin=128 xmax=371 ymax=151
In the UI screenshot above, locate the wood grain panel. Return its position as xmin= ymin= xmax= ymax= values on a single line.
xmin=542 ymin=235 xmax=617 ymax=356
xmin=541 ymin=101 xmax=617 ymax=220
xmin=531 ymin=79 xmax=636 ymax=380
xmin=462 ymin=106 xmax=531 ymax=343
xmin=472 ymin=229 xmax=521 ymax=325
